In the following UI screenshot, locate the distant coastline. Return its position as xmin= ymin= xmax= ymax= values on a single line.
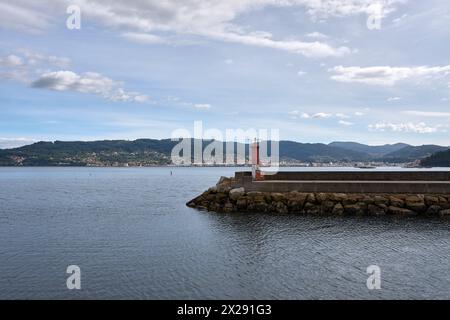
xmin=0 ymin=139 xmax=449 ymax=167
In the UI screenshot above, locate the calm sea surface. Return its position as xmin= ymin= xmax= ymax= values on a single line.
xmin=0 ymin=167 xmax=449 ymax=299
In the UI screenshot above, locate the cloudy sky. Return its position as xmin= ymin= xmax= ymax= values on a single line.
xmin=1 ymin=0 xmax=450 ymax=148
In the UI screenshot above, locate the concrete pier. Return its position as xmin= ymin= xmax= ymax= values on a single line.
xmin=187 ymin=171 xmax=450 ymax=216
xmin=234 ymin=171 xmax=450 ymax=194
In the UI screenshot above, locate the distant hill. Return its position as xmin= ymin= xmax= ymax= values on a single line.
xmin=0 ymin=139 xmax=447 ymax=166
xmin=329 ymin=141 xmax=409 ymax=157
xmin=380 ymin=145 xmax=448 ymax=163
xmin=280 ymin=141 xmax=370 ymax=162
xmin=421 ymin=148 xmax=450 ymax=167
xmin=0 ymin=139 xmax=176 ymax=166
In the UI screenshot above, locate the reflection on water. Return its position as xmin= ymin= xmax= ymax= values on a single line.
xmin=0 ymin=167 xmax=449 ymax=299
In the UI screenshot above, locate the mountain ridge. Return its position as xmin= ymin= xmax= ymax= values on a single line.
xmin=328 ymin=141 xmax=410 ymax=157
xmin=1 ymin=139 xmax=448 ymax=166
xmin=421 ymin=148 xmax=450 ymax=167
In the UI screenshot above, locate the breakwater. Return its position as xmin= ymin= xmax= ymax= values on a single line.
xmin=186 ymin=172 xmax=450 ymax=216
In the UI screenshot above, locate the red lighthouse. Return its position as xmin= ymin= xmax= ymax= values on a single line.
xmin=251 ymin=139 xmax=263 ymax=181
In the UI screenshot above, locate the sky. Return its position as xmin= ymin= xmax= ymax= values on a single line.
xmin=1 ymin=0 xmax=450 ymax=148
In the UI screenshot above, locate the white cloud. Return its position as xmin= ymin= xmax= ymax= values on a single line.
xmin=297 ymin=70 xmax=307 ymax=76
xmin=305 ymin=31 xmax=328 ymax=39
xmin=312 ymin=112 xmax=332 ymax=118
xmin=134 ymin=95 xmax=150 ymax=103
xmin=339 ymin=120 xmax=354 ymax=126
xmin=368 ymin=122 xmax=441 ymax=133
xmin=193 ymin=103 xmax=212 ymax=109
xmin=387 ymin=96 xmax=401 ymax=101
xmin=298 ymin=0 xmax=405 ymax=19
xmin=0 ymin=51 xmax=71 ymax=82
xmin=0 ymin=54 xmax=28 ymax=81
xmin=354 ymin=111 xmax=365 ymax=116
xmin=120 ymin=32 xmax=167 ymax=45
xmin=0 ymin=0 xmax=406 ymax=35
xmin=0 ymin=54 xmax=24 ymax=67
xmin=0 ymin=2 xmax=51 ymax=33
xmin=403 ymin=110 xmax=450 ymax=118
xmin=335 ymin=113 xmax=350 ymax=119
xmin=330 ymin=65 xmax=450 ymax=86
xmin=31 ymin=71 xmax=149 ymax=103
xmin=0 ymin=0 xmax=375 ymax=58
xmin=18 ymin=49 xmax=71 ymax=68
xmin=292 ymin=111 xmax=354 ymax=120
xmin=0 ymin=50 xmax=150 ymax=104
xmin=224 ymin=59 xmax=234 ymax=65
xmin=161 ymin=96 xmax=213 ymax=110
xmin=0 ymin=0 xmax=407 ymax=60
xmin=208 ymin=30 xmax=350 ymax=57
xmin=289 ymin=110 xmax=311 ymax=119
xmin=392 ymin=13 xmax=408 ymax=26
xmin=289 ymin=111 xmax=316 ymax=119
xmin=300 ymin=112 xmax=311 ymax=119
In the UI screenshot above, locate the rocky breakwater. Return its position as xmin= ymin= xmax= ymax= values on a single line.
xmin=186 ymin=176 xmax=450 ymax=217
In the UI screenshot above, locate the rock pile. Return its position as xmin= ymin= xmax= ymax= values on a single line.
xmin=186 ymin=176 xmax=450 ymax=216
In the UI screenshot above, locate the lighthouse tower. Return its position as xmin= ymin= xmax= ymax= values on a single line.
xmin=251 ymin=139 xmax=263 ymax=181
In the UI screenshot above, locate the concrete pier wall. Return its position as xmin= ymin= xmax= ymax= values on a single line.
xmin=234 ymin=171 xmax=450 ymax=194
xmin=186 ymin=173 xmax=450 ymax=216
xmin=258 ymin=171 xmax=450 ymax=181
